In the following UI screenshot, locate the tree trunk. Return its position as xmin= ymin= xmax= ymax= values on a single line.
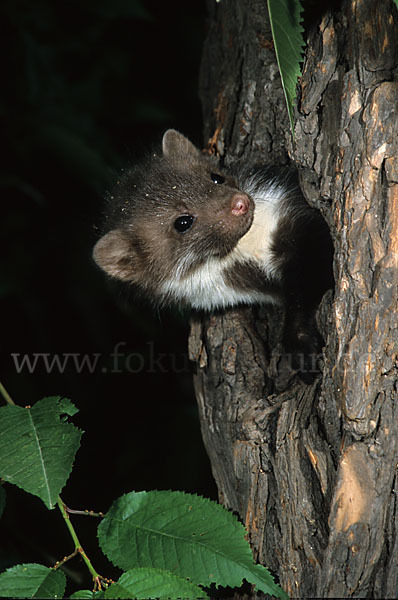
xmin=189 ymin=0 xmax=398 ymax=597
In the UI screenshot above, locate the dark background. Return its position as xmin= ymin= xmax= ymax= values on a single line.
xmin=0 ymin=0 xmax=215 ymax=592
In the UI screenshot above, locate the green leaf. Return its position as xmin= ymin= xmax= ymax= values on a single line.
xmin=0 ymin=563 xmax=66 ymax=599
xmin=0 ymin=485 xmax=5 ymax=520
xmin=267 ymin=0 xmax=305 ymax=136
xmin=70 ymin=591 xmax=105 ymax=599
xmin=98 ymin=491 xmax=288 ymax=598
xmin=105 ymin=568 xmax=208 ymax=599
xmin=0 ymin=397 xmax=82 ymax=509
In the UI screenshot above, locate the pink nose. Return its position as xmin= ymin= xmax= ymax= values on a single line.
xmin=230 ymin=193 xmax=250 ymax=216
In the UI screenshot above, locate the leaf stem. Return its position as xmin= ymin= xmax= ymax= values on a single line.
xmin=53 ymin=549 xmax=79 ymax=570
xmin=64 ymin=504 xmax=104 ymax=518
xmin=0 ymin=381 xmax=16 ymax=406
xmin=57 ymin=496 xmax=104 ymax=588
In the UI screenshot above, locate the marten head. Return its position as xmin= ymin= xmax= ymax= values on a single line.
xmin=93 ymin=129 xmax=254 ymax=306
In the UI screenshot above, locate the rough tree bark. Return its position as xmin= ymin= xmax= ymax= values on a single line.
xmin=189 ymin=0 xmax=398 ymax=597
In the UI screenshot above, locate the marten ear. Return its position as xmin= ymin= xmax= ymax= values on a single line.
xmin=93 ymin=229 xmax=139 ymax=282
xmin=162 ymin=129 xmax=200 ymax=162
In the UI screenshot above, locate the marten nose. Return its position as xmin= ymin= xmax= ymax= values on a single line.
xmin=230 ymin=193 xmax=250 ymax=216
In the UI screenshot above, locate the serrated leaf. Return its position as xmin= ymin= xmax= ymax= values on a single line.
xmin=105 ymin=567 xmax=208 ymax=599
xmin=70 ymin=590 xmax=105 ymax=599
xmin=98 ymin=491 xmax=288 ymax=598
xmin=267 ymin=0 xmax=305 ymax=136
xmin=0 ymin=485 xmax=5 ymax=520
xmin=0 ymin=397 xmax=82 ymax=509
xmin=0 ymin=563 xmax=66 ymax=599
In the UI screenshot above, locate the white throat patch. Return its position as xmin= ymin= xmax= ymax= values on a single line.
xmin=160 ymin=179 xmax=286 ymax=310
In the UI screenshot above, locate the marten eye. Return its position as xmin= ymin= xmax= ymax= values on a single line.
xmin=174 ymin=215 xmax=195 ymax=233
xmin=210 ymin=172 xmax=225 ymax=184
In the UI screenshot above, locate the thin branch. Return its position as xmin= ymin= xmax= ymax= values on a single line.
xmin=0 ymin=381 xmax=16 ymax=406
xmin=53 ymin=549 xmax=79 ymax=570
xmin=57 ymin=496 xmax=106 ymax=589
xmin=64 ymin=504 xmax=105 ymax=518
